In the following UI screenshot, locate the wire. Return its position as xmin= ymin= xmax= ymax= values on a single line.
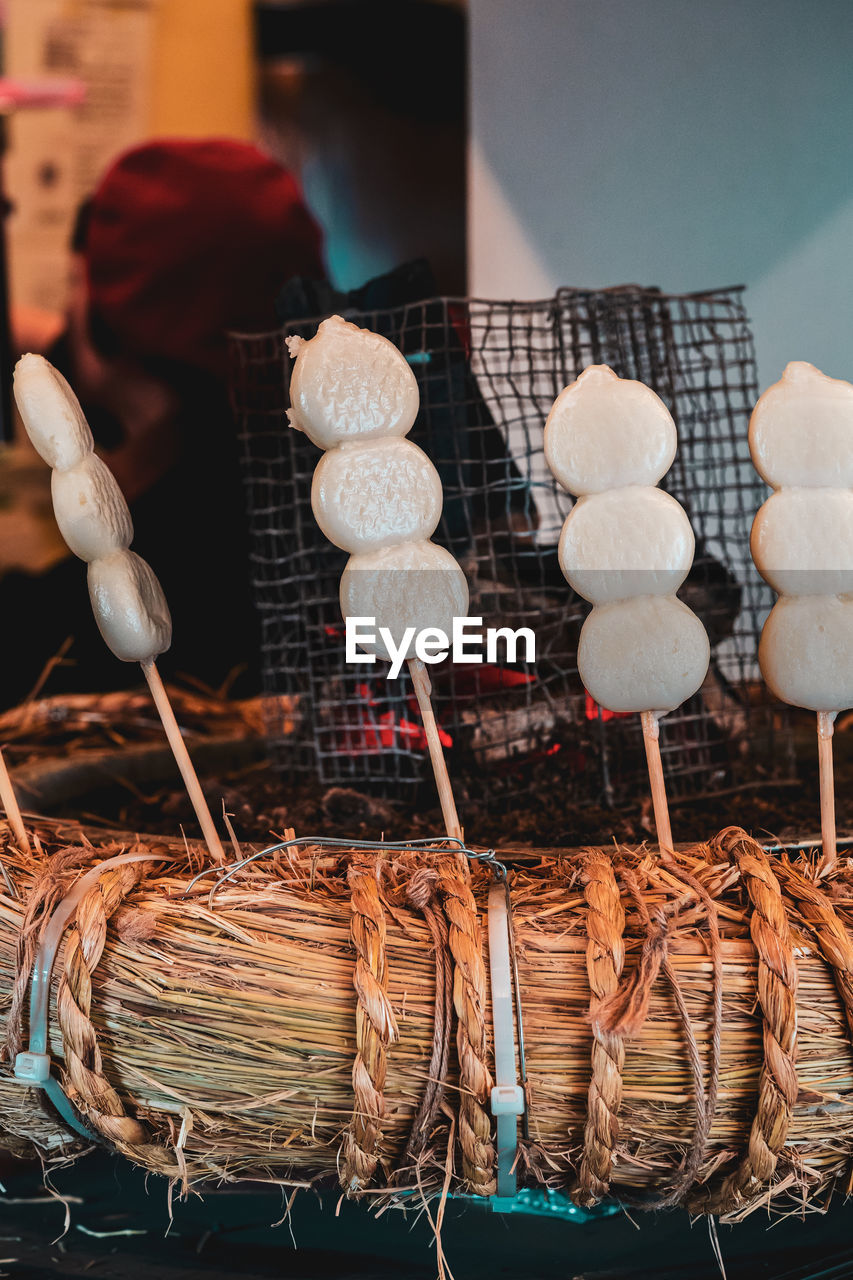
xmin=183 ymin=833 xmax=508 ymax=894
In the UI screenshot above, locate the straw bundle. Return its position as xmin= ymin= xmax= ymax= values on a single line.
xmin=0 ymin=687 xmax=271 ymax=757
xmin=1 ymin=819 xmax=853 ymax=1222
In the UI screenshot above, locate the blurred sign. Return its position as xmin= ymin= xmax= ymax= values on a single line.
xmin=5 ymin=0 xmax=156 ymax=312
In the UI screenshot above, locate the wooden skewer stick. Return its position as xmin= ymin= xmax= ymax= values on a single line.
xmin=408 ymin=657 xmax=463 ymax=842
xmin=641 ymin=710 xmax=673 ymax=856
xmin=142 ymin=660 xmax=226 ymax=864
xmin=0 ymin=746 xmax=30 ymax=853
xmin=816 ymin=710 xmax=837 ymax=877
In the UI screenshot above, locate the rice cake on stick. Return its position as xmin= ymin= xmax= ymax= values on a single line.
xmin=545 ymin=365 xmax=710 ymax=853
xmin=0 ymin=357 xmax=100 ymax=854
xmin=750 ymin=361 xmax=853 ymax=875
xmin=13 ymin=354 xmax=225 ymax=864
xmin=288 ymin=316 xmax=467 ymax=839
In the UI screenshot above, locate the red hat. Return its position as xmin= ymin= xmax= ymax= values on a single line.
xmin=84 ymin=137 xmax=325 ymax=375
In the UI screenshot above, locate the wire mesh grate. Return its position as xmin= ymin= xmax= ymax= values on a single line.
xmin=230 ymin=285 xmax=794 ymax=805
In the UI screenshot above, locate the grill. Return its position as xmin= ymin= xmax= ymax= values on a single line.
xmin=230 ymin=284 xmax=794 ymax=805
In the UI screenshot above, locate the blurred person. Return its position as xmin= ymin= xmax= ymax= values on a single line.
xmin=3 ymin=137 xmax=325 ymax=707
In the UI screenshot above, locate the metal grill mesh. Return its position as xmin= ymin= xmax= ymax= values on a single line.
xmin=230 ymin=285 xmax=794 ymax=804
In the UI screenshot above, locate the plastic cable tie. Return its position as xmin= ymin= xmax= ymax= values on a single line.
xmin=13 ymin=1051 xmax=51 ymax=1084
xmin=487 ymin=880 xmax=524 ymax=1200
xmin=491 ymin=1084 xmax=525 ymax=1116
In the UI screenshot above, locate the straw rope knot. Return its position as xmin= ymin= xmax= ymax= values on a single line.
xmin=56 ymin=862 xmax=150 ymax=1147
xmin=575 ymin=851 xmax=626 ymax=1207
xmin=341 ymin=861 xmax=399 ymax=1196
xmin=436 ymin=865 xmax=496 ymax=1197
xmin=407 ymin=866 xmax=440 ymax=913
xmin=699 ymin=827 xmax=798 ymax=1214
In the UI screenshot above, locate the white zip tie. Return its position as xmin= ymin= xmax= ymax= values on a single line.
xmin=487 ymin=880 xmax=526 ymax=1201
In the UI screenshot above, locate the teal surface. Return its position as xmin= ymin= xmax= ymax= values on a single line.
xmin=2 ymin=1152 xmax=852 ymax=1278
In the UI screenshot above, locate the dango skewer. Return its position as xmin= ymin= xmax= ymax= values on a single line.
xmin=13 ymin=355 xmax=226 ymax=864
xmin=749 ymin=361 xmax=853 ymax=876
xmin=544 ymin=365 xmax=710 ymax=855
xmin=288 ymin=315 xmax=466 ymax=840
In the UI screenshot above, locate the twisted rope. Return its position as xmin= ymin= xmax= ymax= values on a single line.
xmin=3 ymin=846 xmax=89 ymax=1064
xmin=775 ymin=859 xmax=853 ymax=1037
xmin=56 ymin=862 xmax=148 ymax=1146
xmin=437 ymin=862 xmax=496 ymax=1197
xmin=775 ymin=858 xmax=853 ymax=1201
xmin=340 ymin=861 xmax=399 ymax=1196
xmin=652 ymin=857 xmax=724 ymax=1208
xmin=401 ymin=866 xmax=453 ymax=1170
xmin=25 ymin=855 xmax=181 ymax=1177
xmin=622 ymin=865 xmax=721 ymax=1210
xmin=575 ymin=851 xmax=626 ymax=1207
xmin=699 ymin=827 xmax=798 ymax=1214
xmin=598 ymin=866 xmax=667 ymax=1040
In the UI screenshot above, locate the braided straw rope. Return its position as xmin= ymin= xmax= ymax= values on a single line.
xmin=52 ymin=860 xmax=181 ymax=1176
xmin=575 ymin=852 xmax=626 ymax=1206
xmin=340 ymin=861 xmax=399 ymax=1195
xmin=700 ymin=828 xmax=799 ymax=1214
xmin=437 ymin=862 xmax=496 ymax=1197
xmin=4 ymin=846 xmax=90 ymax=1064
xmin=775 ymin=860 xmax=853 ymax=1036
xmin=55 ymin=862 xmax=180 ymax=1175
